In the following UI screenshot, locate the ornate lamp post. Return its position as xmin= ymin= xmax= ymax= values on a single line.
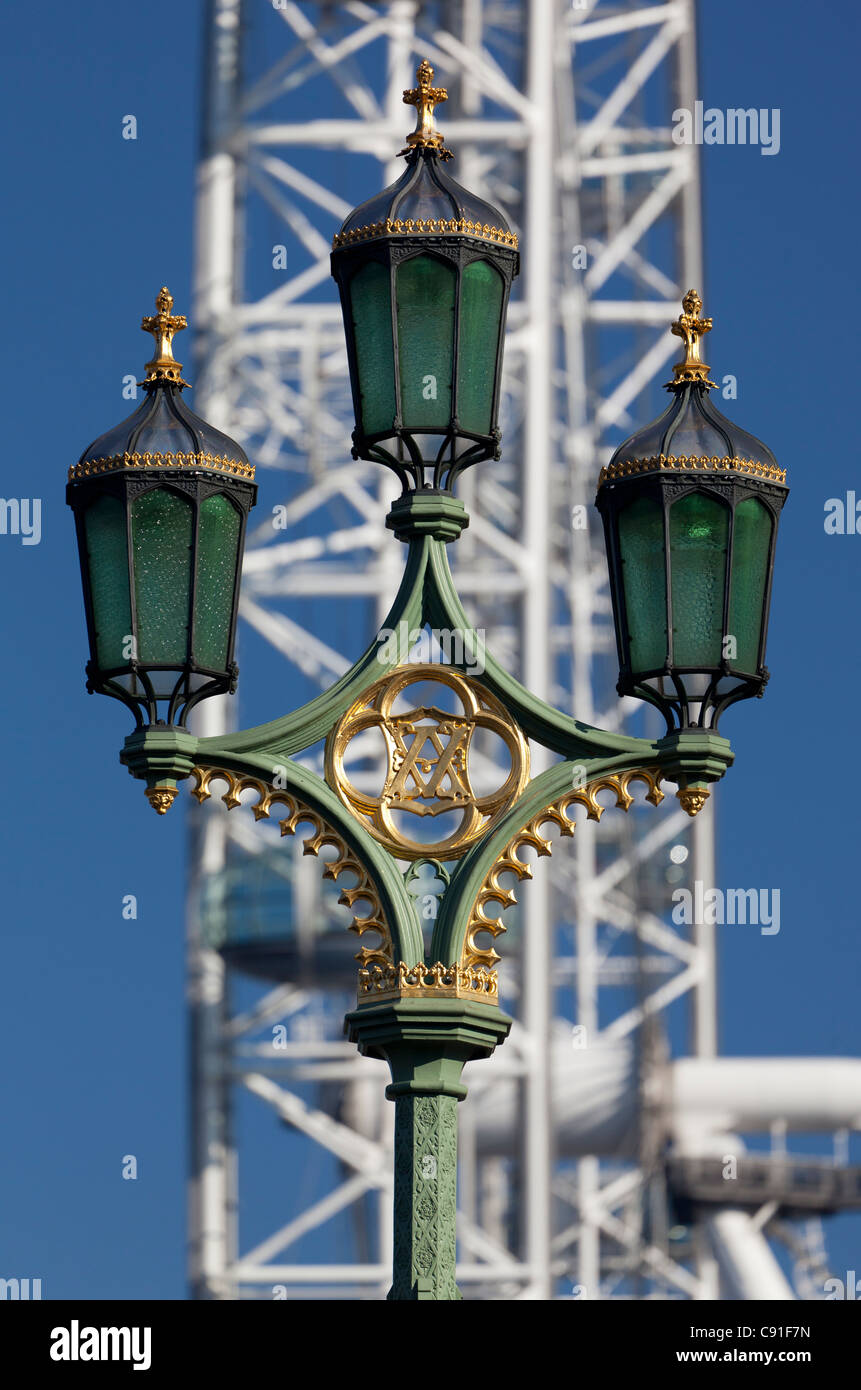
xmin=69 ymin=65 xmax=786 ymax=1300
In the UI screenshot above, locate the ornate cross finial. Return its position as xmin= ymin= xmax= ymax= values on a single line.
xmin=400 ymin=59 xmax=453 ymax=160
xmin=140 ymin=286 xmax=190 ymax=387
xmin=666 ymin=288 xmax=717 ymax=389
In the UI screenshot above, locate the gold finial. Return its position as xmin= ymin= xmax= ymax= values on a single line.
xmin=145 ymin=783 xmax=178 ymax=815
xmin=400 ymin=59 xmax=453 ymax=160
xmin=666 ymin=289 xmax=717 ymax=389
xmin=677 ymin=785 xmax=710 ymax=817
xmin=140 ymin=286 xmax=190 ymax=387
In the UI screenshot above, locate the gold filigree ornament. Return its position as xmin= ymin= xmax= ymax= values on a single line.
xmin=187 ymin=767 xmax=393 ymax=969
xmin=463 ymin=768 xmax=666 ymax=972
xmin=325 ymin=665 xmax=530 ymax=861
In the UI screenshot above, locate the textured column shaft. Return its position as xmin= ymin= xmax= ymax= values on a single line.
xmin=389 ymin=1093 xmax=459 ymax=1300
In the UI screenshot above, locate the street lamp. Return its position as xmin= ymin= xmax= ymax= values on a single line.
xmin=67 ymin=288 xmax=256 ymax=738
xmin=596 ymin=291 xmax=787 ymax=737
xmin=69 ymin=66 xmax=785 ymax=1299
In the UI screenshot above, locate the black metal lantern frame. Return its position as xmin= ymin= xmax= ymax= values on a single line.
xmin=597 ymin=471 xmax=788 ymax=733
xmin=67 ymin=467 xmax=256 ymax=728
xmin=331 ymin=235 xmax=519 ymax=492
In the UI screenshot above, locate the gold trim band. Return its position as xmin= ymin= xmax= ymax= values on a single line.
xmin=359 ymin=960 xmax=498 ymax=1002
xmin=598 ymin=454 xmax=786 ymax=487
xmin=68 ymin=451 xmax=255 ymax=482
xmin=332 ymin=217 xmax=518 ymax=249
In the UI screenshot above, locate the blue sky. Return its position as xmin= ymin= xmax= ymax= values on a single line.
xmin=1 ymin=0 xmax=860 ymax=1298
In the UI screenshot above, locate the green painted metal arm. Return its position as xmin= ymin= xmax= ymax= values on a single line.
xmin=424 ymin=536 xmax=656 ymax=759
xmin=121 ymin=496 xmax=733 ymax=977
xmin=198 ymin=533 xmax=428 ymax=760
xmin=123 ymin=495 xmax=730 ymax=785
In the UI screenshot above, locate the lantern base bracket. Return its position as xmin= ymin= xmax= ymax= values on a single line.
xmin=120 ymin=726 xmax=198 ymax=793
xmin=656 ymin=729 xmax=733 ymax=812
xmin=386 ymin=491 xmax=469 ymax=544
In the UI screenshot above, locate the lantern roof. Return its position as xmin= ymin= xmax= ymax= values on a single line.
xmin=600 ymin=292 xmax=786 ymax=488
xmin=70 ymin=289 xmax=254 ymax=483
xmin=332 ymin=60 xmax=518 ymax=252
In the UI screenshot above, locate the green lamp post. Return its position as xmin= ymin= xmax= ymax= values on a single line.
xmin=69 ymin=65 xmax=785 ymax=1300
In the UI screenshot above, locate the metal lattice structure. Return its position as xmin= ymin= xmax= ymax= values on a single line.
xmin=187 ymin=0 xmax=852 ymax=1301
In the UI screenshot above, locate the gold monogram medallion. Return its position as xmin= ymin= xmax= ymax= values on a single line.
xmin=325 ymin=665 xmax=529 ymax=860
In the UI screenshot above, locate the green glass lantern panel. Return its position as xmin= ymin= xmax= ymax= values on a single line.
xmin=83 ymin=493 xmax=132 ymax=670
xmin=618 ymin=495 xmax=667 ymax=673
xmin=131 ymin=488 xmax=194 ymax=664
xmin=396 ymin=254 xmax=456 ymax=428
xmin=728 ymin=497 xmax=772 ymax=672
xmin=457 ymin=260 xmax=504 ymax=434
xmin=195 ymin=493 xmax=241 ymax=670
xmin=669 ymin=493 xmax=730 ymax=667
xmin=349 ymin=261 xmax=397 ymax=435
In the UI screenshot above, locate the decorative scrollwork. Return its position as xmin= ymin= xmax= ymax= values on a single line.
xmin=188 ymin=766 xmax=392 ymax=968
xmin=463 ymin=767 xmax=666 ymax=972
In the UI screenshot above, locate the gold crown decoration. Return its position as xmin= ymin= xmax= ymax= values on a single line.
xmin=358 ymin=961 xmax=499 ymax=1002
xmin=598 ymin=454 xmax=787 ymax=487
xmin=67 ymin=450 xmax=255 ymax=483
xmin=399 ymin=59 xmax=453 ymax=160
xmin=666 ymin=289 xmax=717 ymax=389
xmin=331 ymin=217 xmax=518 ymax=250
xmin=140 ymin=286 xmax=190 ymax=387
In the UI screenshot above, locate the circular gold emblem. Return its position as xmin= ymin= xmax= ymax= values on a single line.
xmin=325 ymin=665 xmax=529 ymax=860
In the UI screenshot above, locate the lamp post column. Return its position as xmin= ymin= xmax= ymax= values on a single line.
xmin=346 ymin=998 xmax=512 ymax=1300
xmin=389 ymin=1088 xmax=460 ymax=1300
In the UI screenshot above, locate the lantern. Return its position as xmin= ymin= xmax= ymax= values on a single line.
xmin=331 ymin=60 xmax=519 ymax=492
xmin=67 ymin=288 xmax=257 ymax=728
xmin=596 ymin=291 xmax=787 ymax=732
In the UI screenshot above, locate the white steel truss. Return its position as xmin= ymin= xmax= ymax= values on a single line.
xmin=187 ymin=0 xmax=814 ymax=1301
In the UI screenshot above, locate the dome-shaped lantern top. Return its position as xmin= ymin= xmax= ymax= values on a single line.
xmin=602 ymin=290 xmax=784 ymax=486
xmin=595 ymin=291 xmax=788 ymax=745
xmin=331 ymin=61 xmax=519 ymax=493
xmin=74 ymin=287 xmax=255 ymax=480
xmin=67 ymin=289 xmax=257 ymax=743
